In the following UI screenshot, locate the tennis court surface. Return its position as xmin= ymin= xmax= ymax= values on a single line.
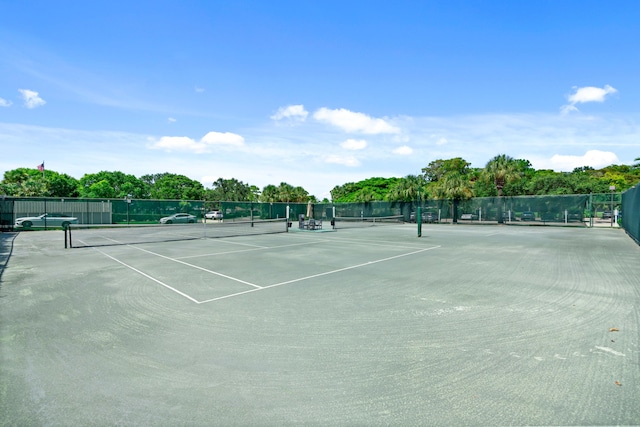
xmin=1 ymin=223 xmax=639 ymax=426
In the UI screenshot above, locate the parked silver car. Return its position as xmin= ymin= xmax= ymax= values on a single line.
xmin=159 ymin=213 xmax=197 ymax=224
xmin=15 ymin=213 xmax=78 ymax=229
xmin=204 ymin=211 xmax=223 ymax=220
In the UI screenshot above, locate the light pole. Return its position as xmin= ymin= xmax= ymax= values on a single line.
xmin=609 ymin=185 xmax=615 ymax=227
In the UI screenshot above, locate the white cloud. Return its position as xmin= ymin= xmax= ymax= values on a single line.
xmin=562 ymin=85 xmax=617 ymax=114
xmin=313 ymin=107 xmax=400 ymax=134
xmin=149 ymin=136 xmax=208 ymax=153
xmin=195 ymin=86 xmax=205 ymax=93
xmin=560 ymin=104 xmax=579 ymax=115
xmin=271 ymin=104 xmax=309 ymax=121
xmin=0 ymin=97 xmax=12 ymax=107
xmin=569 ymin=85 xmax=617 ymax=104
xmin=324 ymin=155 xmax=361 ymax=167
xmin=148 ymin=131 xmax=245 ymax=153
xmin=19 ymin=89 xmax=46 ymax=108
xmin=201 ymin=131 xmax=245 ymax=146
xmin=436 ymin=137 xmax=448 ymax=146
xmin=392 ymin=145 xmax=413 ymax=155
xmin=548 ymin=150 xmax=620 ymax=170
xmin=5 ymin=108 xmax=638 ymax=201
xmin=341 ymin=138 xmax=367 ymax=150
xmin=168 ymin=117 xmax=176 ymax=123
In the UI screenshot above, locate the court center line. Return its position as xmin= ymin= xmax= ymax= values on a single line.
xmin=206 ymin=239 xmax=268 ymax=249
xmin=175 ymin=246 xmax=271 ymax=260
xmin=93 ymin=248 xmax=200 ymax=303
xmin=132 ymin=246 xmax=262 ymax=289
xmin=308 ymin=235 xmax=429 ymax=250
xmin=197 ymin=245 xmax=441 ymax=304
xmin=176 ymin=240 xmax=328 ymax=260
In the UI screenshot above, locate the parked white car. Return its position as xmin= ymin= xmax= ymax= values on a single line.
xmin=15 ymin=213 xmax=78 ymax=229
xmin=204 ymin=211 xmax=223 ymax=220
xmin=159 ymin=213 xmax=197 ymax=224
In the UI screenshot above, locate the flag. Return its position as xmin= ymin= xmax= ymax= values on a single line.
xmin=37 ymin=162 xmax=44 ymax=172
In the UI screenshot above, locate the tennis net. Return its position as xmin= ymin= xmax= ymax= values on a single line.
xmin=332 ymin=215 xmax=405 ymax=229
xmin=66 ymin=218 xmax=288 ymax=248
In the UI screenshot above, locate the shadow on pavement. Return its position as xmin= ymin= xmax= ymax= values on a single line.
xmin=0 ymin=232 xmax=17 ymax=296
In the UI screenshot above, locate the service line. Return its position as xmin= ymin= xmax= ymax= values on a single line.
xmin=94 ymin=248 xmax=200 ymax=303
xmin=197 ymin=245 xmax=441 ymax=304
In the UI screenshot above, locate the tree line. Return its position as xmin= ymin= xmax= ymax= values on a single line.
xmin=331 ymin=155 xmax=640 ymax=203
xmin=1 ymin=154 xmax=639 ymax=203
xmin=0 ymin=169 xmax=315 ymax=203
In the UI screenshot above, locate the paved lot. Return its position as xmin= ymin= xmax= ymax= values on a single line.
xmin=1 ymin=224 xmax=639 ymax=426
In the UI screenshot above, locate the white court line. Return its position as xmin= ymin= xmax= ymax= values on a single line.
xmin=197 ymin=245 xmax=441 ymax=304
xmin=93 ymin=240 xmax=440 ymax=305
xmin=176 ymin=240 xmax=328 ymax=260
xmin=306 ymin=235 xmax=428 ymax=251
xmin=132 ymin=246 xmax=262 ymax=289
xmin=176 ymin=246 xmax=268 ymax=260
xmin=204 ymin=239 xmax=268 ymax=249
xmin=94 ymin=248 xmax=200 ymax=303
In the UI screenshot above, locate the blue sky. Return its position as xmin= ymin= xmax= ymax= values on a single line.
xmin=1 ymin=1 xmax=639 ymax=200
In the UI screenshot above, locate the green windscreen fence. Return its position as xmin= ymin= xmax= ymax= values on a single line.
xmin=323 ymin=195 xmax=591 ymax=224
xmin=0 ymin=193 xmax=626 ymax=231
xmin=219 ymin=201 xmax=304 ymax=221
xmin=452 ymin=194 xmax=590 ymax=223
xmin=622 ymin=185 xmax=640 ymax=245
xmin=112 ymin=199 xmax=205 ymax=224
xmin=0 ymin=198 xmax=14 ymax=231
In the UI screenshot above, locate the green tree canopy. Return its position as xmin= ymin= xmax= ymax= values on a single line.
xmin=79 ymin=171 xmax=149 ymax=199
xmin=0 ymin=167 xmax=80 ymax=197
xmin=259 ymin=182 xmax=311 ymax=203
xmin=206 ymin=178 xmax=257 ymax=202
xmin=483 ymin=154 xmax=522 ymax=197
xmin=2 ymin=154 xmax=639 ymax=202
xmin=386 ymin=175 xmax=428 ymax=202
xmin=150 ymin=173 xmax=205 ymax=200
xmin=421 ymin=157 xmax=471 ymax=182
xmin=330 ymin=177 xmax=400 ymax=202
xmin=432 ymin=172 xmax=474 ymax=201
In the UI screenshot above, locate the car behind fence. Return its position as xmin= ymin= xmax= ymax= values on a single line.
xmin=1 ymin=192 xmax=635 ymax=242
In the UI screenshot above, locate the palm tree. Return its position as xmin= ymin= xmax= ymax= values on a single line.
xmin=433 ymin=172 xmax=473 ymax=223
xmin=633 ymin=157 xmax=640 ymax=169
xmin=291 ymin=186 xmax=311 ymax=203
xmin=484 ymin=154 xmax=521 ymax=223
xmin=275 ymin=182 xmax=296 ymax=202
xmin=386 ymin=175 xmax=427 ymax=202
xmin=259 ymin=185 xmax=278 ymax=202
xmin=354 ymin=187 xmax=378 ymax=202
xmin=485 ymin=154 xmax=520 ymax=196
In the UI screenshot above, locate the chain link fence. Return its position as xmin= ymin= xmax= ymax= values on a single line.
xmin=621 ymin=184 xmax=640 ymax=245
xmin=0 ymin=192 xmax=627 ymax=231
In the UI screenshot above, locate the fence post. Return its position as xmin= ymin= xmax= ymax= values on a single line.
xmin=589 ymin=193 xmax=593 ymax=228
